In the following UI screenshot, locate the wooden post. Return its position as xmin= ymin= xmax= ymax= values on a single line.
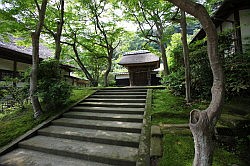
xmin=147 ymin=68 xmax=151 ymax=86
xmin=129 ymin=70 xmax=134 ymax=86
xmin=13 ymin=54 xmax=17 ymax=87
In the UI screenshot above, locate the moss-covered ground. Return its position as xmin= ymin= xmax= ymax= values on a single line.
xmin=0 ymin=88 xmax=94 ymax=148
xmin=152 ymin=89 xmax=250 ymax=166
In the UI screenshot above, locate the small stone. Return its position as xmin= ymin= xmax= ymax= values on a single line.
xmin=151 ymin=125 xmax=162 ymax=137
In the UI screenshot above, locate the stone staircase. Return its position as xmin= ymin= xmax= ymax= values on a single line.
xmin=0 ymin=88 xmax=148 ymax=166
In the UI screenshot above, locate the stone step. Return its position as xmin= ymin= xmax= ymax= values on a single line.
xmin=98 ymin=89 xmax=147 ymax=92
xmin=95 ymin=91 xmax=147 ymax=95
xmin=0 ymin=148 xmax=111 ymax=166
xmin=52 ymin=118 xmax=142 ymax=133
xmin=38 ymin=126 xmax=140 ymax=147
xmin=91 ymin=95 xmax=146 ymax=99
xmin=19 ymin=136 xmax=137 ymax=166
xmin=71 ymin=106 xmax=145 ymax=115
xmin=78 ymin=102 xmax=145 ymax=108
xmin=85 ymin=98 xmax=146 ymax=103
xmin=63 ymin=112 xmax=143 ymax=123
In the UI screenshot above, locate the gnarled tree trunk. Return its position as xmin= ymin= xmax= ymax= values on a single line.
xmin=166 ymin=0 xmax=225 ymax=165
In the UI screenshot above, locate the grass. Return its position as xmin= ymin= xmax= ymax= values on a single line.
xmin=152 ymin=89 xmax=249 ymax=166
xmin=158 ymin=130 xmax=243 ymax=166
xmin=151 ymin=89 xmax=208 ymax=125
xmin=0 ymin=88 xmax=94 ymax=148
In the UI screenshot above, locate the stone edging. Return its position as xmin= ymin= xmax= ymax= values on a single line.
xmin=136 ymin=89 xmax=152 ymax=166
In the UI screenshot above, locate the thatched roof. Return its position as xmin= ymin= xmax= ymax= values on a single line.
xmin=119 ymin=50 xmax=160 ymax=65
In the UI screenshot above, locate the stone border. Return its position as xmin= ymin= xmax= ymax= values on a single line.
xmin=136 ymin=89 xmax=152 ymax=166
xmin=0 ymin=90 xmax=96 ymax=156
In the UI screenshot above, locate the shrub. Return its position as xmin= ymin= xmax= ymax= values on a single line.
xmin=165 ymin=30 xmax=250 ymax=100
xmin=224 ymin=52 xmax=250 ymax=98
xmin=0 ymin=76 xmax=29 ymax=110
xmin=161 ymin=68 xmax=185 ymax=96
xmin=189 ymin=40 xmax=213 ymax=99
xmin=37 ymin=59 xmax=72 ymax=110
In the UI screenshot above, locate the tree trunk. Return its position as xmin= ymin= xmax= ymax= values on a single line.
xmin=160 ymin=42 xmax=170 ymax=75
xmin=104 ymin=51 xmax=112 ymax=87
xmin=104 ymin=58 xmax=112 ymax=87
xmin=54 ymin=0 xmax=64 ymax=60
xmin=72 ymin=44 xmax=98 ymax=87
xmin=30 ymin=0 xmax=48 ymax=118
xmin=155 ymin=20 xmax=170 ymax=76
xmin=180 ymin=10 xmax=191 ymax=103
xmin=190 ymin=110 xmax=214 ymax=166
xmin=166 ymin=0 xmax=225 ymax=165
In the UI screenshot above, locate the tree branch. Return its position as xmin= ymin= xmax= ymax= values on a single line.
xmin=43 ymin=24 xmax=56 ymax=39
xmin=34 ymin=0 xmax=41 ymax=12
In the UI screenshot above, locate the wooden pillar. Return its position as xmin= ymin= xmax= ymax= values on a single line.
xmin=13 ymin=54 xmax=17 ymax=87
xmin=129 ymin=68 xmax=134 ymax=86
xmin=147 ymin=68 xmax=151 ymax=86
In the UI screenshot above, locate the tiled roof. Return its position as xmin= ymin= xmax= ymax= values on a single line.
xmin=0 ymin=36 xmax=53 ymax=59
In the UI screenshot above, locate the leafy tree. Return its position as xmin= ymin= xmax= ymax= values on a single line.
xmin=43 ymin=0 xmax=65 ymax=60
xmin=61 ymin=32 xmax=99 ymax=87
xmin=171 ymin=8 xmax=191 ymax=102
xmin=122 ymin=0 xmax=174 ymax=75
xmin=86 ymin=0 xmax=125 ymax=86
xmin=30 ymin=0 xmax=48 ymax=118
xmin=59 ymin=0 xmax=109 ymax=86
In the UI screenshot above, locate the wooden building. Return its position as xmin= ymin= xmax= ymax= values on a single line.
xmin=118 ymin=50 xmax=160 ymax=86
xmin=0 ymin=38 xmax=89 ymax=87
xmin=190 ymin=0 xmax=250 ymax=53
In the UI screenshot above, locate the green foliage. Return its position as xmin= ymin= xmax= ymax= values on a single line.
xmin=98 ymin=72 xmax=116 ymax=87
xmin=0 ymin=76 xmax=29 ymax=110
xmin=165 ymin=33 xmax=213 ymax=99
xmin=161 ymin=68 xmax=185 ymax=96
xmin=165 ymin=29 xmax=250 ymax=99
xmin=224 ymin=52 xmax=250 ymax=98
xmin=37 ymin=59 xmax=72 ymax=110
xmin=166 ymin=33 xmax=184 ymax=72
xmin=189 ymin=39 xmax=213 ymax=99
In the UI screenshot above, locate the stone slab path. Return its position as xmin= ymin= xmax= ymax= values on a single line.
xmin=0 ymin=88 xmax=148 ymax=166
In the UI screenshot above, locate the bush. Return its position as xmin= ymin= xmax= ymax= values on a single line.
xmin=0 ymin=76 xmax=29 ymax=110
xmin=165 ymin=30 xmax=250 ymax=100
xmin=189 ymin=40 xmax=213 ymax=99
xmin=161 ymin=68 xmax=185 ymax=96
xmin=224 ymin=52 xmax=250 ymax=98
xmin=37 ymin=59 xmax=72 ymax=110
